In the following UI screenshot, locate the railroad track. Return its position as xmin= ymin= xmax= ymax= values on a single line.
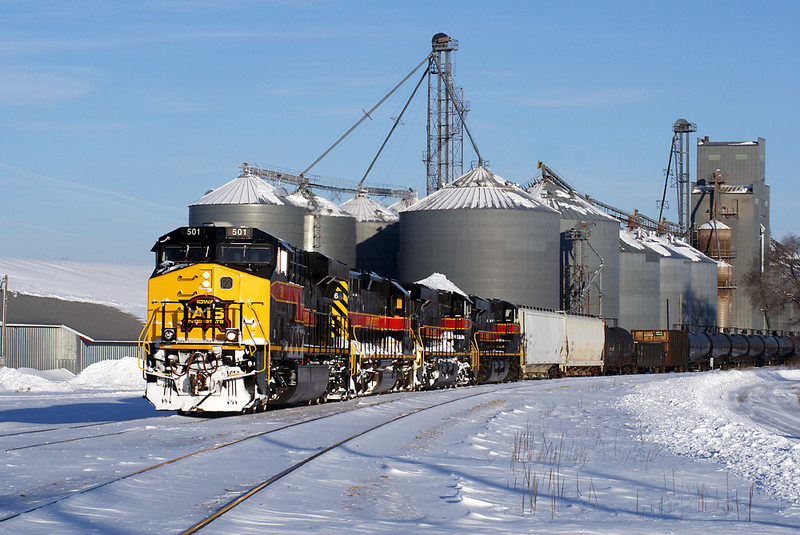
xmin=0 ymin=394 xmax=404 ymax=525
xmin=179 ymin=387 xmax=497 ymax=534
xmin=0 ymin=384 xmax=515 ymax=533
xmin=1 ymin=413 xmax=199 ymax=452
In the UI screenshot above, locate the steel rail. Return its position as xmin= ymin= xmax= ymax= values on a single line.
xmin=180 ymin=386 xmax=514 ymax=534
xmin=0 ymin=398 xmax=398 ymax=524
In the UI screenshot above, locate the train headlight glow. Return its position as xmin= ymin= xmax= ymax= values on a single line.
xmin=224 ymin=329 xmax=239 ymax=343
xmin=163 ymin=328 xmax=176 ymax=342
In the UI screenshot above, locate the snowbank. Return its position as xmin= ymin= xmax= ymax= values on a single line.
xmin=620 ymin=367 xmax=800 ymax=505
xmin=0 ymin=357 xmax=145 ymax=393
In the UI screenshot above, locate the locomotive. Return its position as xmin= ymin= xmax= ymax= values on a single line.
xmin=139 ymin=226 xmax=795 ymax=413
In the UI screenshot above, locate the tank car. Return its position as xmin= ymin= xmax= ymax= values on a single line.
xmin=604 ymin=326 xmax=635 ymax=374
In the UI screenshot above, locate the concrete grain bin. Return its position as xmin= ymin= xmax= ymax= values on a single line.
xmin=287 ymin=188 xmax=356 ymax=266
xmin=188 ymin=172 xmax=305 ymax=247
xmin=529 ymin=179 xmax=621 ymax=320
xmin=398 ymin=166 xmax=561 ymax=309
xmin=618 ymin=229 xmax=661 ymax=330
xmin=340 ymin=190 xmax=400 ymax=278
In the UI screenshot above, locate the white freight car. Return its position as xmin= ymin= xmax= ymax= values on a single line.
xmin=519 ymin=308 xmax=605 ymax=378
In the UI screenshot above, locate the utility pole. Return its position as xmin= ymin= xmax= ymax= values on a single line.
xmin=1 ymin=274 xmax=7 ymax=367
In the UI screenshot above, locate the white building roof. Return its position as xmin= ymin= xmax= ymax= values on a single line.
xmin=340 ymin=192 xmax=399 ymax=222
xmin=189 ymin=173 xmax=289 ymax=206
xmin=404 ymin=166 xmax=556 ymax=213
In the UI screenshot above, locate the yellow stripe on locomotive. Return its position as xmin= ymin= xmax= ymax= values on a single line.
xmin=146 ymin=263 xmax=270 ymax=348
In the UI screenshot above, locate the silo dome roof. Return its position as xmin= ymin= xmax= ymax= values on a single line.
xmin=669 ymin=237 xmax=717 ymax=264
xmin=619 ymin=229 xmax=662 ymax=255
xmin=189 ymin=173 xmax=289 ymax=206
xmin=528 ymin=180 xmax=618 ymax=223
xmin=404 ymin=166 xmax=556 ymax=212
xmin=699 ymin=219 xmax=730 ymax=230
xmin=390 ymin=195 xmax=419 ymax=213
xmin=340 ymin=191 xmax=399 ymax=222
xmin=287 ymin=188 xmax=350 ymax=217
xmin=640 ymin=233 xmax=693 ymax=260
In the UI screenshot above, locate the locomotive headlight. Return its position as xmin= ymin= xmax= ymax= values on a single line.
xmin=163 ymin=328 xmax=176 ymax=342
xmin=224 ymin=328 xmax=239 ymax=343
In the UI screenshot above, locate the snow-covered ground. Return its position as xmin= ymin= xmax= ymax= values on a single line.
xmin=1 ymin=361 xmax=799 ymax=534
xmin=0 ymin=257 xmax=151 ymax=320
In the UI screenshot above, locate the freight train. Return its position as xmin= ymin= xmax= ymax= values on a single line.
xmin=139 ymin=226 xmax=795 ymax=413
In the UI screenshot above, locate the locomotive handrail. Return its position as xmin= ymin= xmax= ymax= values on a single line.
xmin=410 ymin=325 xmax=424 ymax=378
xmin=470 ymin=333 xmax=480 ymax=375
xmin=245 ymin=301 xmax=269 ymax=382
xmin=137 ymin=307 xmax=159 ymax=372
xmin=349 ymin=326 xmax=362 ymax=377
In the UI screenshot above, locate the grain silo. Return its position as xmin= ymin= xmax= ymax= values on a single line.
xmin=619 ymin=229 xmax=661 ymax=330
xmin=398 ymin=166 xmax=560 ymax=309
xmin=389 ymin=195 xmax=419 ymax=213
xmin=643 ymin=233 xmax=693 ymax=330
xmin=287 ymin=188 xmax=356 ymax=266
xmin=696 ymin=220 xmax=734 ymax=329
xmin=670 ymin=238 xmax=718 ymax=327
xmin=188 ymin=172 xmax=305 ymax=246
xmin=529 ymin=179 xmax=620 ymax=320
xmin=340 ymin=190 xmax=400 ymax=278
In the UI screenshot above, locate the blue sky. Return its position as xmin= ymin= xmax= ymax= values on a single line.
xmin=1 ymin=1 xmax=798 ymax=265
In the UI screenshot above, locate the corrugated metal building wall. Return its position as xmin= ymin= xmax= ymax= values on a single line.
xmin=3 ymin=324 xmax=139 ymax=374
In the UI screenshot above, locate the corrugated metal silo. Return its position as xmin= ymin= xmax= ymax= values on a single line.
xmin=643 ymin=234 xmax=693 ymax=330
xmin=529 ymin=180 xmax=620 ymax=320
xmin=188 ymin=172 xmax=305 ymax=247
xmin=340 ymin=191 xmax=400 ymax=278
xmin=287 ymin=188 xmax=356 ymax=266
xmin=399 ymin=166 xmax=561 ymax=308
xmin=696 ymin=220 xmax=731 ymax=259
xmin=618 ymin=229 xmax=661 ymax=330
xmin=671 ymin=238 xmax=718 ymax=327
xmin=697 ymin=220 xmax=733 ymax=329
xmin=389 ymin=195 xmax=419 ymax=213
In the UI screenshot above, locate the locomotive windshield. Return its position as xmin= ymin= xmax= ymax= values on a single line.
xmin=161 ymin=244 xmax=211 ymax=264
xmin=218 ymin=244 xmax=273 ymax=265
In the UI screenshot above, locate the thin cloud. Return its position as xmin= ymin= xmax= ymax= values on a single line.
xmin=0 ymin=70 xmax=94 ymax=105
xmin=7 ymin=121 xmax=128 ymax=132
xmin=0 ymin=163 xmax=185 ymax=215
xmin=0 ymin=214 xmax=77 ymax=238
xmin=0 ymin=30 xmax=350 ymax=55
xmin=515 ymin=88 xmax=659 ymax=108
